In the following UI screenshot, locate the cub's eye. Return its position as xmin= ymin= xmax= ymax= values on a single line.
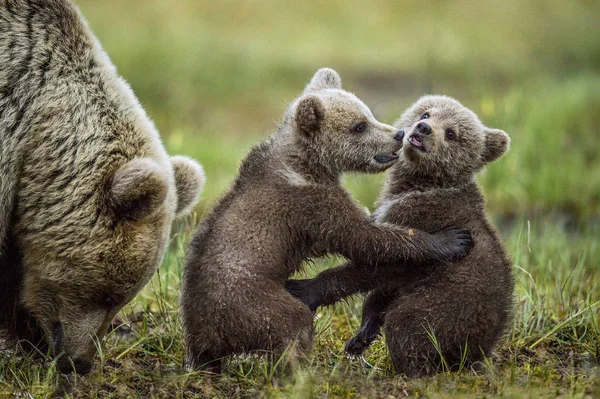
xmin=420 ymin=112 xmax=430 ymax=120
xmin=353 ymin=122 xmax=368 ymax=133
xmin=445 ymin=129 xmax=456 ymax=139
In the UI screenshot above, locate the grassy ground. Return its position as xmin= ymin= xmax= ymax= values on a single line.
xmin=1 ymin=0 xmax=599 ymax=397
xmin=1 ymin=220 xmax=598 ymax=398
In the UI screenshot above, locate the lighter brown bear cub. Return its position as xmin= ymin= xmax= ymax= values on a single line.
xmin=0 ymin=0 xmax=205 ymax=375
xmin=288 ymin=95 xmax=513 ymax=377
xmin=181 ymin=71 xmax=473 ymax=372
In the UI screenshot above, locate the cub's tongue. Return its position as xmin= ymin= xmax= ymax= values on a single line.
xmin=410 ymin=135 xmax=423 ymax=146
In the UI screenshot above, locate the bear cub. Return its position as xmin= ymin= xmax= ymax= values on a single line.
xmin=181 ymin=72 xmax=473 ymax=372
xmin=287 ymin=95 xmax=513 ymax=377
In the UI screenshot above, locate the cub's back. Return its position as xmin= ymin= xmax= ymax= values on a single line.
xmin=183 ymin=142 xmax=307 ymax=287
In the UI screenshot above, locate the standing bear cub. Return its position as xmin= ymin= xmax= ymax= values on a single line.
xmin=287 ymin=95 xmax=513 ymax=377
xmin=181 ymin=70 xmax=473 ymax=372
xmin=0 ymin=0 xmax=205 ymax=374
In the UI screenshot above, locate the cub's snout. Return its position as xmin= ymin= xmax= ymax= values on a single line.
xmin=373 ymin=128 xmax=404 ymax=167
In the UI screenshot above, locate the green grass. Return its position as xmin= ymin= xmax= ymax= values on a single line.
xmin=1 ymin=0 xmax=599 ymax=397
xmin=1 ymin=220 xmax=597 ymax=398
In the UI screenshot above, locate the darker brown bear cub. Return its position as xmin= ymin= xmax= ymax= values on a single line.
xmin=287 ymin=95 xmax=513 ymax=377
xmin=181 ymin=72 xmax=473 ymax=372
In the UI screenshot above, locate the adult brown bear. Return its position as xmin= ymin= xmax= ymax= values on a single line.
xmin=0 ymin=0 xmax=204 ymax=374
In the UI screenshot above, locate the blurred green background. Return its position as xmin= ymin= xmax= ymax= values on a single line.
xmin=77 ymin=0 xmax=600 ymax=222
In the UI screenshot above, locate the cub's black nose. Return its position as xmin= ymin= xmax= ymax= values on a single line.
xmin=394 ymin=130 xmax=405 ymax=142
xmin=416 ymin=122 xmax=431 ymax=135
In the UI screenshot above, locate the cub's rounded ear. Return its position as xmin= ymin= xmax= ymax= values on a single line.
xmin=304 ymin=68 xmax=342 ymax=93
xmin=109 ymin=158 xmax=168 ymax=220
xmin=295 ymin=94 xmax=326 ymax=136
xmin=171 ymin=156 xmax=205 ymax=217
xmin=482 ymin=128 xmax=510 ymax=163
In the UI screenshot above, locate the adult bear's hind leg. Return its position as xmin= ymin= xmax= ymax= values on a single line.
xmin=0 ymin=236 xmax=46 ymax=352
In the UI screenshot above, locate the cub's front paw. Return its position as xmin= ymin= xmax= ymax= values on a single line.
xmin=433 ymin=226 xmax=473 ymax=262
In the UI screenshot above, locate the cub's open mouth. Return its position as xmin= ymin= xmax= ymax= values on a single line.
xmin=409 ymin=135 xmax=426 ymax=152
xmin=374 ymin=153 xmax=399 ymax=164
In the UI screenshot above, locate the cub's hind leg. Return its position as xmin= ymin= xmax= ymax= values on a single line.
xmin=185 ymin=349 xmax=223 ymax=374
xmin=260 ymin=288 xmax=315 ymax=366
xmin=345 ymin=289 xmax=396 ymax=356
xmin=383 ymin=285 xmax=495 ymax=378
xmin=184 ymin=284 xmax=314 ymax=372
xmin=383 ymin=296 xmax=442 ymax=377
xmin=184 ymin=321 xmax=226 ymax=373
